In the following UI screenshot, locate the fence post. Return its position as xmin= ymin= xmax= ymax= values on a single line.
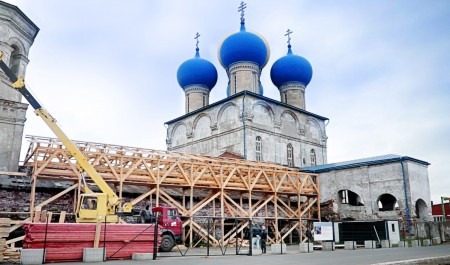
xmin=42 ymin=212 xmax=49 ymax=264
xmin=207 ymin=218 xmax=210 ymax=256
xmin=153 ymin=217 xmax=158 ymax=260
xmin=103 ymin=215 xmax=107 ymax=262
xmin=428 ymin=222 xmax=432 ymax=241
xmin=249 ymin=220 xmax=253 ymax=256
xmin=235 ymin=219 xmax=238 ymax=255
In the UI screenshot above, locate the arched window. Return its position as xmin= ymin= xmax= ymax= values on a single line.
xmin=287 ymin=143 xmax=294 ymax=167
xmin=338 ymin=189 xmax=365 ymax=206
xmin=377 ymin=193 xmax=399 ymax=211
xmin=310 ymin=149 xmax=317 ymax=166
xmin=256 ymin=136 xmax=262 ymax=162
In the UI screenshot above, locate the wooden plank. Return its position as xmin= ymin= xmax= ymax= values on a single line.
xmin=0 ymin=218 xmax=10 ymax=225
xmin=5 ymin=235 xmax=24 ymax=245
xmin=36 ymin=184 xmax=78 ymax=209
xmin=33 ymin=209 xmax=41 ymax=223
xmin=40 ymin=210 xmax=48 ymax=222
xmin=0 ymin=171 xmax=27 ymax=176
xmin=58 ymin=211 xmax=66 ymax=223
xmin=93 ymin=222 xmax=101 ymax=248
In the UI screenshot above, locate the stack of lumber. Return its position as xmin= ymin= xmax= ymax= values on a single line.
xmin=23 ymin=223 xmax=161 ymax=262
xmin=0 ymin=218 xmax=20 ymax=263
xmin=0 ymin=218 xmax=10 ymax=262
xmin=2 ymin=248 xmax=21 ymax=263
xmin=226 ymin=238 xmax=249 ymax=247
xmin=0 ymin=238 xmax=4 ymax=262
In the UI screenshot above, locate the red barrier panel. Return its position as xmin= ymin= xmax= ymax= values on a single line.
xmin=23 ymin=223 xmax=161 ymax=262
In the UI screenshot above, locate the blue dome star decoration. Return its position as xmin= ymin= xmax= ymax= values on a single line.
xmin=218 ymin=21 xmax=270 ymax=69
xmin=270 ymin=44 xmax=313 ymax=88
xmin=177 ymin=47 xmax=218 ymax=90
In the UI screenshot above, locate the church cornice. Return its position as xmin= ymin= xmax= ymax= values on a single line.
xmin=184 ymin=85 xmax=210 ymax=94
xmin=279 ymin=82 xmax=306 ymax=93
xmin=228 ymin=62 xmax=260 ymax=74
xmin=0 ymin=1 xmax=40 ymax=40
xmin=165 ymin=90 xmax=328 ymax=125
xmin=247 ymin=124 xmax=326 ymax=148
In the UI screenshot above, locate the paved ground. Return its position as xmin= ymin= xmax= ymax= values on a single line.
xmin=47 ymin=244 xmax=450 ymax=265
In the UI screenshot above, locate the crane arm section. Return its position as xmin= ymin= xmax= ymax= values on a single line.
xmin=0 ymin=51 xmax=120 ymax=207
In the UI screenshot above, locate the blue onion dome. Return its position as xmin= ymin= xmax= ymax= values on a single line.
xmin=270 ymin=44 xmax=313 ymax=88
xmin=218 ymin=21 xmax=270 ymax=69
xmin=177 ymin=48 xmax=218 ymax=90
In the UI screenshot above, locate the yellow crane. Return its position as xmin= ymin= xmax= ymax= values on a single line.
xmin=0 ymin=51 xmax=132 ymax=223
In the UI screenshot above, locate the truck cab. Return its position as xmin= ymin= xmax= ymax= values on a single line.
xmin=140 ymin=206 xmax=182 ymax=252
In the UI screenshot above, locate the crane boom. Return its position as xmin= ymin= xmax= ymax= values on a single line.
xmin=0 ymin=51 xmax=130 ymax=222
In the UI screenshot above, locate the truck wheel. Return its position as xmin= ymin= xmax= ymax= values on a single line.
xmin=139 ymin=210 xmax=152 ymax=223
xmin=159 ymin=234 xmax=175 ymax=252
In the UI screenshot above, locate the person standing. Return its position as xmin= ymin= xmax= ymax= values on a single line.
xmin=260 ymin=225 xmax=268 ymax=254
xmin=305 ymin=227 xmax=313 ymax=243
xmin=251 ymin=223 xmax=261 ymax=250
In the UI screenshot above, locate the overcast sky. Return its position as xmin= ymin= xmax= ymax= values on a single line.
xmin=5 ymin=0 xmax=450 ymax=204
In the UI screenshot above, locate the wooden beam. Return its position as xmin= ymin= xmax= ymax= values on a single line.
xmin=0 ymin=171 xmax=28 ymax=176
xmin=21 ymin=136 xmax=321 ymax=244
xmin=36 ymin=184 xmax=78 ymax=208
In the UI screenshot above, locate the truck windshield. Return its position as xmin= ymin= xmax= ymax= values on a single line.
xmin=167 ymin=209 xmax=177 ymax=219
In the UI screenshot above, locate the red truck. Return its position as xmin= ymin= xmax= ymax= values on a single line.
xmin=139 ymin=206 xmax=182 ymax=252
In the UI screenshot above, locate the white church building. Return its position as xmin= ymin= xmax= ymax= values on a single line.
xmin=164 ymin=3 xmax=432 ymax=223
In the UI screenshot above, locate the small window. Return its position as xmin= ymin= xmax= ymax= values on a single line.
xmin=9 ymin=46 xmax=21 ymax=76
xmin=310 ymin=149 xmax=317 ymax=166
xmin=391 ymin=224 xmax=395 ymax=232
xmin=234 ymin=74 xmax=237 ymax=94
xmin=256 ymin=136 xmax=262 ymax=161
xmin=287 ymin=144 xmax=294 ymax=167
xmin=284 ymin=93 xmax=287 ymax=103
xmin=203 ymin=95 xmax=206 ymax=107
xmin=187 ymin=97 xmax=190 ymax=112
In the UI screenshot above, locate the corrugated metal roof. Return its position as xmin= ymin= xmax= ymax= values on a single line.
xmin=300 ymin=154 xmax=430 ymax=173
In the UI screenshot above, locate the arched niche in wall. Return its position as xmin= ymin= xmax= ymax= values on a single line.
xmin=338 ymin=189 xmax=365 ymax=206
xmin=306 ymin=118 xmax=322 ymax=142
xmin=193 ymin=114 xmax=211 ymax=140
xmin=8 ymin=39 xmax=26 ymax=77
xmin=217 ymin=102 xmax=239 ymax=132
xmin=171 ymin=122 xmax=188 ymax=147
xmin=280 ymin=110 xmax=298 ymax=137
xmin=252 ymin=101 xmax=274 ymax=127
xmin=415 ymin=198 xmax=428 ymax=220
xmin=377 ymin=193 xmax=399 ymax=211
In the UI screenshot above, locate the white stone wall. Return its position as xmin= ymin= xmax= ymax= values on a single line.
xmin=406 ymin=161 xmax=432 ymax=221
xmin=318 ymin=160 xmax=431 ymax=221
xmin=0 ymin=2 xmax=38 ymax=172
xmin=228 ymin=62 xmax=261 ymax=96
xmin=184 ymin=86 xmax=210 ymax=113
xmin=166 ymin=93 xmax=327 ymax=166
xmin=0 ymin=3 xmax=38 ymax=101
xmin=0 ymin=100 xmax=28 ymax=171
xmin=279 ymin=83 xmax=305 ymax=109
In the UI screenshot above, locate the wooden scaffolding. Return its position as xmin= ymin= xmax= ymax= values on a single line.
xmin=22 ymin=135 xmax=320 ymax=246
